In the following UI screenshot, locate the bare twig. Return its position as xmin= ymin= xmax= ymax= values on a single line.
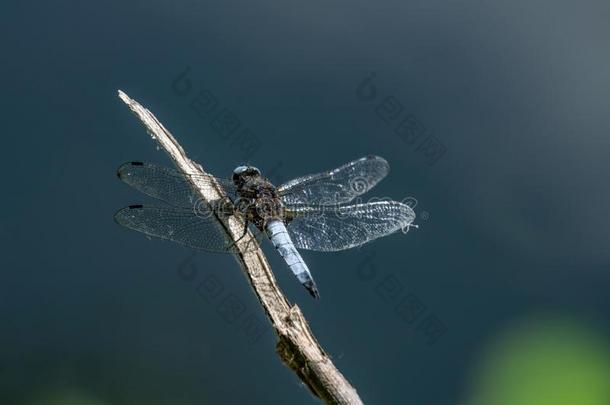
xmin=117 ymin=90 xmax=364 ymax=404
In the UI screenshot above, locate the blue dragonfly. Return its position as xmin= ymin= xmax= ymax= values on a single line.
xmin=114 ymin=156 xmax=416 ymax=298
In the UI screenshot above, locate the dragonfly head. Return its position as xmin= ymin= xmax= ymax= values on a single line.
xmin=232 ymin=165 xmax=262 ymax=185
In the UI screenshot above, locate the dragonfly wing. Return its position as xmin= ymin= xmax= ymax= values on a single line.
xmin=114 ymin=205 xmax=257 ymax=253
xmin=277 ymin=156 xmax=390 ymax=206
xmin=285 ymin=201 xmax=415 ymax=251
xmin=117 ymin=162 xmax=237 ymax=208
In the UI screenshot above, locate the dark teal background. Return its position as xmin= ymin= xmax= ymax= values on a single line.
xmin=1 ymin=1 xmax=609 ymax=404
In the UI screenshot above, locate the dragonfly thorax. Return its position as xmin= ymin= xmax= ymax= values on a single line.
xmin=235 ymin=175 xmax=283 ymax=230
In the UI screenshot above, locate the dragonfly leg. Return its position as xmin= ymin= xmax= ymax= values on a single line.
xmin=227 ymin=220 xmax=250 ymax=250
xmin=236 ymin=220 xmax=249 ymax=241
xmin=219 ymin=195 xmax=236 ymax=216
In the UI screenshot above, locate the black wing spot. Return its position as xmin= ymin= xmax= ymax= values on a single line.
xmin=128 ymin=204 xmax=143 ymax=209
xmin=117 ymin=161 xmax=143 ymax=178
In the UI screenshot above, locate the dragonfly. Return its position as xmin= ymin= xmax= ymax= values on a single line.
xmin=114 ymin=156 xmax=416 ymax=298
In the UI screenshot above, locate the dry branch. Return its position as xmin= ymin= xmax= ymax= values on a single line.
xmin=117 ymin=90 xmax=364 ymax=405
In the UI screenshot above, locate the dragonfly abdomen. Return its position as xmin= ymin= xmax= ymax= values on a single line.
xmin=265 ymin=219 xmax=319 ymax=298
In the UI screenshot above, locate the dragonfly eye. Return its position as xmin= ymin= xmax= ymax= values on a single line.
xmin=233 ymin=165 xmax=261 ymax=177
xmin=232 ymin=165 xmax=261 ymax=186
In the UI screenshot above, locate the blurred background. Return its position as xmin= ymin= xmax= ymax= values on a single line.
xmin=1 ymin=0 xmax=609 ymax=404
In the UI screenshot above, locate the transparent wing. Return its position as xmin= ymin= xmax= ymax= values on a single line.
xmin=278 ymin=156 xmax=390 ymax=206
xmin=114 ymin=205 xmax=259 ymax=253
xmin=286 ymin=201 xmax=415 ymax=252
xmin=117 ymin=162 xmax=237 ymax=208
